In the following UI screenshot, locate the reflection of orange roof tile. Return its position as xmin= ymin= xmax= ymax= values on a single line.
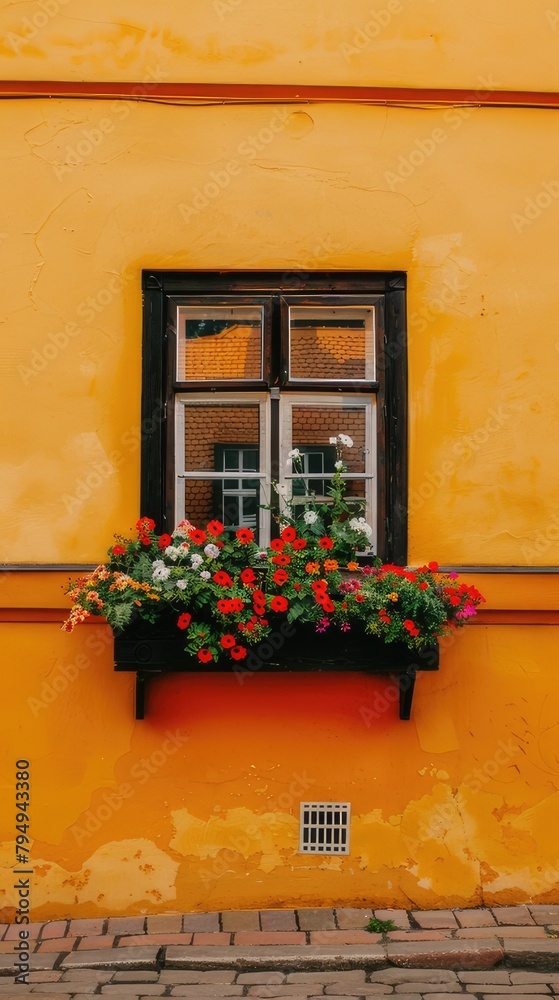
xmin=291 ymin=327 xmax=367 ymax=379
xmin=183 ymin=324 xmax=261 ymax=380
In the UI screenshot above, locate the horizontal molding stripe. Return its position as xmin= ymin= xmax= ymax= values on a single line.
xmin=1 ymin=564 xmax=558 ymax=573
xmin=1 ymin=608 xmax=559 ymax=624
xmin=0 ymin=81 xmax=559 ymax=109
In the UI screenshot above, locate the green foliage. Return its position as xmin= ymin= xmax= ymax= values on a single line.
xmin=365 ymin=916 xmax=397 ymax=933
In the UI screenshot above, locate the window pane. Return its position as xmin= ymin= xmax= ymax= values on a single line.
xmin=178 ymin=306 xmax=263 ymax=381
xmin=289 ymin=306 xmax=375 ymax=381
xmin=183 ymin=404 xmax=260 ymax=472
xmin=179 ymin=480 xmax=261 ymax=533
xmin=291 ymin=406 xmax=367 ymax=474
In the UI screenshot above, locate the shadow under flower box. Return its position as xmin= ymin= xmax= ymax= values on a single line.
xmin=113 ymin=616 xmax=439 ymax=721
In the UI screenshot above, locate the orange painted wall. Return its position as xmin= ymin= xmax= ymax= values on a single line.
xmin=1 ymin=0 xmax=559 ymax=919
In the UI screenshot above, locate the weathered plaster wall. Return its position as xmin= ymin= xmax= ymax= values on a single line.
xmin=1 ymin=92 xmax=559 ymax=916
xmin=0 ymin=0 xmax=558 ymax=91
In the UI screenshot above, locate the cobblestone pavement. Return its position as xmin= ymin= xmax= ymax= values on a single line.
xmin=1 ymin=906 xmax=558 ymax=998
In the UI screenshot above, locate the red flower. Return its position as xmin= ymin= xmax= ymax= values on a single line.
xmin=253 ymin=604 xmax=266 ymax=617
xmin=270 ymin=538 xmax=285 ymax=552
xmin=270 ymin=596 xmax=288 ymax=612
xmin=354 ymin=593 xmax=365 ymax=603
xmin=410 ymin=627 xmax=420 ymax=636
xmin=111 ymin=544 xmax=126 ymax=556
xmin=189 ymin=528 xmax=207 ymax=545
xmin=236 ymin=528 xmax=254 ymax=544
xmin=318 ymin=536 xmax=333 ymax=550
xmin=311 ymin=580 xmax=327 ymax=594
xmin=273 ymin=569 xmax=289 ymax=585
xmin=136 ymin=517 xmax=155 ymax=533
xmin=281 ymin=526 xmax=297 ymax=543
xmin=293 ymin=583 xmax=302 ymax=591
xmin=318 ymin=595 xmax=335 ymax=613
xmin=404 ymin=571 xmax=417 ymax=583
xmin=449 ymin=595 xmax=461 ymax=606
xmin=428 ymin=561 xmax=439 ymax=572
xmin=272 ymin=554 xmax=291 ymax=566
xmin=213 ymin=571 xmax=233 ymax=587
xmin=292 ymin=538 xmax=307 ymax=550
xmin=231 ymin=598 xmax=245 ymax=612
xmin=207 ymin=519 xmax=225 ymax=536
xmin=217 ymin=599 xmax=233 ymax=613
xmin=177 ymin=613 xmax=191 ymax=630
xmin=158 ymin=533 xmax=172 ymax=549
xmin=197 ymin=648 xmax=213 ymax=663
xmin=253 ymin=589 xmax=266 ymax=604
xmin=240 ymin=568 xmax=257 ymax=586
xmin=220 ymin=634 xmax=236 ymax=648
xmin=139 ymin=534 xmax=151 ymax=547
xmin=419 ymin=582 xmax=429 ymax=590
xmin=230 ymin=645 xmax=247 ymax=661
xmin=403 ymin=619 xmax=415 ymax=631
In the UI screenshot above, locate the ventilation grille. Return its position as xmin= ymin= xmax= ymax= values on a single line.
xmin=299 ymin=801 xmax=351 ymax=854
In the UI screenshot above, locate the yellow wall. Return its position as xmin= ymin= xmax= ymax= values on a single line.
xmin=1 ymin=5 xmax=559 ymax=915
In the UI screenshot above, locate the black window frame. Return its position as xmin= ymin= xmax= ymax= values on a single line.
xmin=141 ymin=270 xmax=408 ymax=564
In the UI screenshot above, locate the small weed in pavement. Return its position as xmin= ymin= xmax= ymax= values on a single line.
xmin=365 ymin=916 xmax=397 ymax=933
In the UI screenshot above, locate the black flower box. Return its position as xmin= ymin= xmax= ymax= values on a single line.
xmin=113 ymin=615 xmax=439 ymax=720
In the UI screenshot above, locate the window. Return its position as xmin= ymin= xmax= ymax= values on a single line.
xmin=141 ymin=271 xmax=408 ymax=562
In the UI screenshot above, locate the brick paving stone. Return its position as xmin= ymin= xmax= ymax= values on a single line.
xmin=36 ymin=939 xmax=74 ymax=953
xmin=247 ymin=989 xmax=326 ymax=997
xmin=465 ymin=987 xmax=551 ymax=994
xmin=116 ymin=934 xmax=192 ymax=947
xmin=386 ymin=932 xmax=453 ymax=941
xmin=504 ymin=940 xmax=559 ymax=966
xmin=60 ymin=971 xmax=114 ymax=982
xmin=191 ymin=933 xmax=232 ymax=947
xmin=528 ymin=906 xmax=559 ymax=924
xmin=222 ymin=911 xmax=260 ymax=932
xmin=492 ymin=906 xmax=534 ymax=926
xmin=158 ymin=972 xmax=237 ymax=985
xmin=385 ymin=939 xmax=503 ymax=969
xmin=39 ymin=923 xmax=69 ymax=941
xmin=76 ymin=937 xmax=116 ymax=951
xmin=0 ymin=941 xmax=38 ymax=953
xmin=511 ymin=974 xmax=559 ymax=984
xmin=233 ymin=933 xmax=307 ymax=946
xmin=457 ymin=927 xmax=548 ymax=938
xmin=455 ymin=910 xmax=497 ymax=928
xmin=297 ymin=910 xmax=336 ymax=931
xmin=26 ymin=973 xmax=63 ymax=983
xmin=323 ymin=987 xmax=393 ymax=995
xmin=457 ymin=972 xmax=511 ymax=984
xmin=237 ymin=973 xmax=286 ymax=984
xmin=100 ymin=986 xmax=166 ymax=995
xmin=369 ymin=972 xmax=459 ymax=984
xmin=260 ymin=911 xmax=297 ymax=932
xmin=309 ymin=932 xmax=379 ymax=946
xmin=182 ymin=913 xmax=220 ymax=933
xmin=67 ymin=920 xmax=106 ymax=938
xmin=335 ymin=909 xmax=373 ymax=930
xmin=391 ymin=987 xmax=462 ymax=994
xmin=168 ymin=988 xmax=244 ymax=997
xmin=106 ymin=917 xmax=146 ymax=936
xmin=4 ymin=925 xmax=44 ymax=941
xmin=374 ymin=910 xmax=412 ymax=930
xmin=60 ymin=947 xmax=159 ymax=970
xmin=477 ymin=996 xmax=554 ymax=1000
xmin=111 ymin=973 xmax=161 ymax=982
xmin=145 ymin=915 xmax=183 ymax=934
xmin=0 ymin=928 xmax=7 ymax=942
xmin=411 ymin=911 xmax=458 ymax=930
xmin=287 ymin=974 xmax=366 ymax=984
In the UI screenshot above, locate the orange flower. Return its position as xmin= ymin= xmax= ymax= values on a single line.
xmin=323 ymin=559 xmax=339 ymax=572
xmin=346 ymin=561 xmax=359 ymax=571
xmin=305 ymin=562 xmax=320 ymax=574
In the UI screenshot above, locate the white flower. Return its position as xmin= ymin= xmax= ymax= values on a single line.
xmin=334 ymin=460 xmax=344 ymax=471
xmin=288 ymin=448 xmax=301 ymax=459
xmin=200 ymin=570 xmax=211 ymax=580
xmin=256 ymin=550 xmax=268 ymax=559
xmin=152 ymin=560 xmax=171 ymax=581
xmin=165 ymin=546 xmax=181 ymax=561
xmin=176 ymin=579 xmax=187 ymax=590
xmin=274 ymin=483 xmax=288 ymax=496
xmin=329 ymin=436 xmax=338 ymax=445
xmin=349 ymin=516 xmax=373 ymax=538
xmin=303 ymin=510 xmax=318 ymax=524
xmin=190 ymin=553 xmax=203 ymax=569
xmin=338 ymin=434 xmax=353 ymax=448
xmin=179 ymin=542 xmax=190 ymax=553
xmin=204 ymin=543 xmax=220 ymax=559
